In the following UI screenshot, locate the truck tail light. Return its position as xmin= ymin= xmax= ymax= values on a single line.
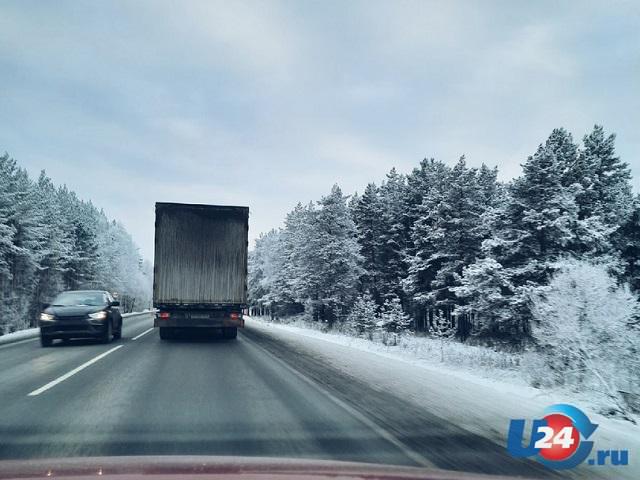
xmin=230 ymin=312 xmax=240 ymax=320
xmin=159 ymin=311 xmax=170 ymax=320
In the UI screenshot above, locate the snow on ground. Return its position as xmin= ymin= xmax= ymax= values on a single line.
xmin=247 ymin=316 xmax=639 ymax=479
xmin=0 ymin=328 xmax=39 ymax=345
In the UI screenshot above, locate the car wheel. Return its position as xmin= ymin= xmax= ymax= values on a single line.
xmin=101 ymin=320 xmax=113 ymax=344
xmin=223 ymin=327 xmax=237 ymax=339
xmin=159 ymin=327 xmax=173 ymax=340
xmin=40 ymin=335 xmax=53 ymax=347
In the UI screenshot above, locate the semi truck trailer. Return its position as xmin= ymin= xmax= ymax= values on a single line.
xmin=152 ymin=202 xmax=249 ymax=340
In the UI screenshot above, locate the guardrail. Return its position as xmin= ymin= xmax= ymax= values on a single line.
xmin=0 ymin=310 xmax=154 ymax=346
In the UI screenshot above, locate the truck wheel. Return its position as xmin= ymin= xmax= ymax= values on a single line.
xmin=159 ymin=327 xmax=172 ymax=340
xmin=101 ymin=320 xmax=113 ymax=344
xmin=223 ymin=327 xmax=237 ymax=339
xmin=40 ymin=335 xmax=53 ymax=347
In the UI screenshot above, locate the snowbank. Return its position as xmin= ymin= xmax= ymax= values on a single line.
xmin=0 ymin=328 xmax=39 ymax=345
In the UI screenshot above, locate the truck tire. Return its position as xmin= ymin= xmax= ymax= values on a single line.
xmin=159 ymin=327 xmax=172 ymax=340
xmin=223 ymin=327 xmax=237 ymax=339
xmin=40 ymin=335 xmax=52 ymax=347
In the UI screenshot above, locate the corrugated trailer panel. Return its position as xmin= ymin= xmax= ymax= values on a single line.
xmin=153 ymin=203 xmax=249 ymax=306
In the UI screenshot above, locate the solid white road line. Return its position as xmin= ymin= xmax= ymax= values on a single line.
xmin=27 ymin=345 xmax=123 ymax=396
xmin=132 ymin=327 xmax=154 ymax=340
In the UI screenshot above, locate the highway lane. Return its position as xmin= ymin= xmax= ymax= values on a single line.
xmin=0 ymin=313 xmax=153 ymax=402
xmin=0 ymin=314 xmax=429 ymax=467
xmin=0 ymin=314 xmax=557 ymax=478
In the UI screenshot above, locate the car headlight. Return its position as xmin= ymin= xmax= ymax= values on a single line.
xmin=40 ymin=313 xmax=55 ymax=321
xmin=89 ymin=311 xmax=108 ymax=320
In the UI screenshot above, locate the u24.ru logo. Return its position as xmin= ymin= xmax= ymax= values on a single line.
xmin=507 ymin=404 xmax=629 ymax=470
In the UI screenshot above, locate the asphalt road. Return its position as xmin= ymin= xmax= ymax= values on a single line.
xmin=0 ymin=313 xmax=558 ymax=478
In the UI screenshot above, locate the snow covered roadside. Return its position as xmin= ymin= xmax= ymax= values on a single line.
xmin=0 ymin=310 xmax=153 ymax=346
xmin=122 ymin=310 xmax=154 ymax=319
xmin=0 ymin=328 xmax=40 ymax=345
xmin=248 ymin=316 xmax=639 ymax=479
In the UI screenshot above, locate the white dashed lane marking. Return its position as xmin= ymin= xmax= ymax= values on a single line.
xmin=27 ymin=345 xmax=123 ymax=396
xmin=132 ymin=328 xmax=154 ymax=341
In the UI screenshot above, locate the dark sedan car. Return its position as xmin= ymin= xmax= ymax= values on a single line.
xmin=39 ymin=290 xmax=123 ymax=347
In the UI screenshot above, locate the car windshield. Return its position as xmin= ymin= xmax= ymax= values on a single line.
xmin=52 ymin=292 xmax=105 ymax=307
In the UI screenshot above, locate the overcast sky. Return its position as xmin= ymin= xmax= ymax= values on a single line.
xmin=1 ymin=0 xmax=638 ymax=260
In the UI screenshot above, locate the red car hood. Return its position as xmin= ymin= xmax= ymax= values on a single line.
xmin=0 ymin=456 xmax=528 ymax=480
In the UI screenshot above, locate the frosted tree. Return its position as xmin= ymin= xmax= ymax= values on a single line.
xmin=5 ymin=166 xmax=49 ymax=327
xmin=429 ymin=310 xmax=456 ymax=362
xmin=568 ymin=125 xmax=633 ymax=225
xmin=93 ymin=218 xmax=150 ymax=312
xmin=307 ymin=185 xmax=363 ymax=324
xmin=58 ymin=188 xmax=100 ymax=289
xmin=246 ymin=125 xmax=637 ymax=349
xmin=0 ymin=153 xmax=152 ymax=333
xmin=248 ymin=229 xmax=286 ymax=315
xmin=503 ymin=132 xmax=579 ymax=267
xmin=453 ymin=257 xmax=520 ymax=336
xmin=31 ymin=171 xmax=74 ymax=315
xmin=277 ymin=202 xmax=317 ymax=313
xmin=248 ymin=235 xmax=268 ymax=309
xmin=477 ymin=130 xmax=582 ymax=334
xmin=344 ymin=292 xmax=379 ymax=338
xmin=553 ymin=126 xmax=632 ymax=256
xmin=249 ymin=189 xmax=364 ymax=324
xmin=403 ymin=161 xmax=449 ymax=319
xmin=378 ymin=168 xmax=410 ymax=303
xmin=530 ymin=259 xmax=639 ymax=420
xmin=0 ymin=155 xmax=20 ymax=332
xmin=615 ymin=195 xmax=640 ymax=296
xmin=403 ymin=158 xmax=450 ymax=236
xmin=351 ymin=183 xmax=385 ymax=303
xmin=377 ymin=295 xmax=411 ymax=344
xmin=430 ymin=159 xmax=488 ymax=304
xmin=405 ymin=157 xmax=494 ymax=330
xmin=477 ymin=164 xmax=501 ymax=209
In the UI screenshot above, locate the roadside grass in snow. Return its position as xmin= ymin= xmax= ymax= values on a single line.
xmin=257 ymin=314 xmax=521 ymax=381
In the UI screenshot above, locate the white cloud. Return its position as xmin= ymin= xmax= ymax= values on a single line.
xmin=1 ymin=0 xmax=638 ymax=261
xmin=317 ymin=132 xmax=397 ymax=169
xmin=150 ymin=0 xmax=303 ymax=82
